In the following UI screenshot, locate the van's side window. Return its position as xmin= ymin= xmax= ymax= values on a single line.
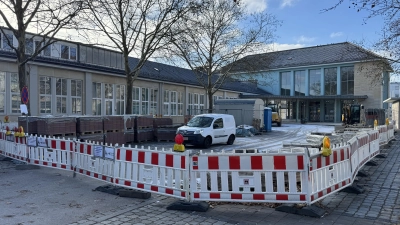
xmin=213 ymin=118 xmax=224 ymax=129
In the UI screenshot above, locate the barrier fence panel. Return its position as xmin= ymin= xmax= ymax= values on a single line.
xmin=190 ymin=150 xmax=309 ymax=203
xmin=378 ymin=125 xmax=388 ymax=145
xmin=73 ymin=141 xmax=115 ymax=184
xmin=114 ymin=146 xmax=189 ymax=199
xmin=388 ymin=125 xmax=394 ymax=140
xmin=27 ymin=136 xmax=74 ymax=171
xmin=348 ymin=137 xmax=359 ymax=180
xmin=309 ymin=145 xmax=352 ymax=203
xmin=368 ymin=130 xmax=380 ymax=158
xmin=357 ymin=133 xmax=370 ymax=168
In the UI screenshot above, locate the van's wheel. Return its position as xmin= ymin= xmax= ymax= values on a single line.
xmin=227 ymin=134 xmax=235 ymax=145
xmin=203 ymin=136 xmax=212 ymax=149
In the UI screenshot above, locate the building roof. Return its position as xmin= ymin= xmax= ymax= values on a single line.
xmin=229 ymin=42 xmax=389 ymax=73
xmin=0 ymin=49 xmax=270 ymax=95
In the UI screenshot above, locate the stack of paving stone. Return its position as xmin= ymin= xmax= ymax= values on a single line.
xmin=124 ymin=116 xmax=135 ymax=144
xmin=36 ymin=116 xmax=76 ymax=137
xmin=134 ymin=116 xmax=154 ymax=143
xmin=76 ymin=116 xmax=104 ymax=143
xmin=18 ymin=116 xmax=38 ymax=135
xmin=103 ymin=116 xmax=125 ymax=145
xmin=153 ymin=118 xmax=178 ymax=142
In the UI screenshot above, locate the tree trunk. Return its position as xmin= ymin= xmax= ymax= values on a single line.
xmin=124 ymin=54 xmax=132 ymax=114
xmin=207 ymin=89 xmax=213 ymax=113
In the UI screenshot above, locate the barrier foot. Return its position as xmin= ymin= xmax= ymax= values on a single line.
xmin=357 ymin=170 xmax=369 ymax=177
xmin=341 ymin=184 xmax=365 ymax=194
xmin=376 ymin=153 xmax=388 ymax=158
xmin=15 ymin=164 xmax=40 ymax=170
xmin=94 ymin=184 xmax=123 ymax=195
xmin=275 ymin=204 xmax=326 ymax=218
xmin=167 ymin=200 xmax=209 ymax=212
xmin=366 ymin=160 xmax=378 ymax=166
xmin=93 ymin=184 xmax=151 ymax=199
xmin=0 ymin=157 xmax=13 ymax=161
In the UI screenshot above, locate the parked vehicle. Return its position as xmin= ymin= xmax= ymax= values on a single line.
xmin=268 ymin=103 xmax=282 ymax=127
xmin=176 ymin=114 xmax=236 ymax=148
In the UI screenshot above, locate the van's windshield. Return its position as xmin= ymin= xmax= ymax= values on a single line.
xmin=187 ymin=116 xmax=213 ymax=128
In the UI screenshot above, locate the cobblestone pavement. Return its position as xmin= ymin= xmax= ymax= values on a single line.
xmin=68 ymin=135 xmax=400 ymax=225
xmin=2 ymin=134 xmax=400 ymax=225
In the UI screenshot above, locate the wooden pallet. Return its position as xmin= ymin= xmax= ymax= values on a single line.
xmin=137 ymin=126 xmax=152 ymax=130
xmin=51 ymin=133 xmax=77 ymax=138
xmin=81 ymin=130 xmax=103 ymax=135
xmin=105 ymin=129 xmax=123 ymax=133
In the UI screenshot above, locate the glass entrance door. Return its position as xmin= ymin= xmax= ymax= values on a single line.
xmin=309 ymin=101 xmax=320 ymax=122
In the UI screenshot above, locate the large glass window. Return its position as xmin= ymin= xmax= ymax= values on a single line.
xmin=71 ymin=79 xmax=82 ymax=114
xmin=324 ymin=100 xmax=334 ymax=122
xmin=324 ymin=68 xmax=337 ymax=95
xmin=341 ymin=66 xmax=354 ymax=95
xmin=141 ymin=88 xmax=149 ymax=115
xmin=281 ymin=72 xmax=291 ymax=96
xmin=150 ymin=89 xmax=157 ymax=115
xmin=171 ymin=91 xmax=177 ymax=116
xmin=39 ymin=76 xmax=52 ymax=114
xmin=188 ymin=93 xmax=204 ymax=115
xmin=294 ymin=70 xmax=305 ymax=96
xmin=163 ymin=90 xmax=170 ymax=116
xmin=104 ymin=83 xmax=113 ymax=115
xmin=11 ymin=73 xmax=20 ymax=113
xmin=92 ymin=82 xmax=101 ymax=115
xmin=132 ymin=87 xmax=140 ymax=114
xmin=116 ymin=84 xmax=125 ymax=115
xmin=61 ymin=45 xmax=77 ymax=60
xmin=56 ymin=78 xmax=67 ymax=114
xmin=178 ymin=92 xmax=183 ymax=116
xmin=0 ymin=72 xmax=4 ymax=113
xmin=26 ymin=38 xmax=33 ymax=55
xmin=309 ymin=69 xmax=321 ymax=96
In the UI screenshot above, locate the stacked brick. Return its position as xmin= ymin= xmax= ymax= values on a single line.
xmin=124 ymin=116 xmax=135 ymax=144
xmin=103 ymin=116 xmax=125 ymax=145
xmin=153 ymin=118 xmax=177 ymax=142
xmin=18 ymin=116 xmax=38 ymax=135
xmin=134 ymin=116 xmax=154 ymax=143
xmin=36 ymin=117 xmax=76 ymax=137
xmin=76 ymin=116 xmax=104 ymax=143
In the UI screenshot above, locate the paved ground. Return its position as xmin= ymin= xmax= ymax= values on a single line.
xmin=1 ymin=125 xmax=399 ymax=225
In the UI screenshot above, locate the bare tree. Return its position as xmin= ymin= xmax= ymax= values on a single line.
xmin=80 ymin=0 xmax=199 ymax=114
xmin=166 ymin=0 xmax=280 ymax=112
xmin=0 ymin=0 xmax=83 ymax=114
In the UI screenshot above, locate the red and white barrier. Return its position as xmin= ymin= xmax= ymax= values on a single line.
xmin=114 ymin=146 xmax=189 ymax=199
xmin=357 ymin=133 xmax=370 ymax=168
xmin=368 ymin=130 xmax=380 ymax=158
xmin=73 ymin=141 xmax=115 ymax=184
xmin=190 ymin=151 xmax=308 ymax=203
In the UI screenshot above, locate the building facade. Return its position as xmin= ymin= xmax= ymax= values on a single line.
xmin=0 ymin=29 xmax=267 ymax=123
xmin=230 ymin=42 xmax=392 ymax=123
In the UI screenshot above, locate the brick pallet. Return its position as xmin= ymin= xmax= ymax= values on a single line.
xmin=36 ymin=117 xmax=76 ymax=137
xmin=103 ymin=116 xmax=124 ymax=132
xmin=76 ymin=116 xmax=103 ymax=134
xmin=135 ymin=116 xmax=153 ymax=129
xmin=18 ymin=116 xmax=38 ymax=135
xmin=104 ymin=131 xmax=125 ymax=145
xmin=135 ymin=128 xmax=154 ymax=143
xmin=125 ymin=116 xmax=136 ymax=130
xmin=153 ymin=118 xmax=173 ymax=128
xmin=154 ymin=128 xmax=176 ymax=142
xmin=124 ymin=131 xmax=135 ymax=144
xmin=78 ymin=133 xmax=104 ymax=144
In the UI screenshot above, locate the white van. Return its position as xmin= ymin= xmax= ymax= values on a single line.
xmin=176 ymin=114 xmax=236 ymax=148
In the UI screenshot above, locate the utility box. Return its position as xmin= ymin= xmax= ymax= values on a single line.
xmin=214 ymin=99 xmax=264 ymax=129
xmin=264 ymin=107 xmax=272 ymax=132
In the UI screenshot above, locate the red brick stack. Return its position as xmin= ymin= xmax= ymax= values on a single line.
xmin=76 ymin=116 xmax=104 ymax=143
xmin=124 ymin=116 xmax=135 ymax=144
xmin=103 ymin=116 xmax=125 ymax=145
xmin=153 ymin=118 xmax=177 ymax=142
xmin=18 ymin=116 xmax=38 ymax=135
xmin=36 ymin=117 xmax=76 ymax=137
xmin=134 ymin=116 xmax=154 ymax=143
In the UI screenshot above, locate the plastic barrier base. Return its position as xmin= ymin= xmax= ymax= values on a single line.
xmin=167 ymin=200 xmax=209 ymax=212
xmin=357 ymin=170 xmax=369 ymax=177
xmin=0 ymin=157 xmax=12 ymax=161
xmin=119 ymin=190 xmax=151 ymax=199
xmin=376 ymin=153 xmax=388 ymax=158
xmin=15 ymin=164 xmax=41 ymax=170
xmin=341 ymin=184 xmax=365 ymax=194
xmin=94 ymin=184 xmax=123 ymax=195
xmin=366 ymin=160 xmax=378 ymax=166
xmin=275 ymin=204 xmax=326 ymax=218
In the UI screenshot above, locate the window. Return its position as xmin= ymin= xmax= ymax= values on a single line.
xmin=56 ymin=78 xmax=67 ymax=114
xmin=61 ymin=45 xmax=77 ymax=60
xmin=188 ymin=93 xmax=204 ymax=115
xmin=171 ymin=91 xmax=177 ymax=116
xmin=309 ymin=69 xmax=321 ymax=96
xmin=213 ymin=118 xmax=224 ymax=129
xmin=213 ymin=95 xmax=222 ymax=105
xmin=116 ymin=84 xmax=125 ymax=115
xmin=163 ymin=90 xmax=170 ymax=116
xmin=294 ymin=70 xmax=305 ymax=96
xmin=92 ymin=82 xmax=102 ymax=115
xmin=341 ymin=66 xmax=354 ymax=95
xmin=43 ymin=44 xmax=51 ymax=57
xmin=178 ymin=92 xmax=183 ymax=116
xmin=11 ymin=73 xmax=20 ymax=113
xmin=71 ymin=79 xmax=82 ymax=114
xmin=26 ymin=38 xmax=33 ymax=55
xmin=150 ymin=89 xmax=157 ymax=115
xmin=104 ymin=83 xmax=113 ymax=115
xmin=70 ymin=47 xmax=77 ymax=60
xmin=132 ymin=87 xmax=140 ymax=114
xmin=281 ymin=72 xmax=291 ymax=96
xmin=39 ymin=76 xmax=52 ymax=114
xmin=199 ymin=94 xmax=205 ymax=110
xmin=141 ymin=88 xmax=149 ymax=115
xmin=324 ymin=68 xmax=337 ymax=95
xmin=0 ymin=72 xmax=5 ymax=113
